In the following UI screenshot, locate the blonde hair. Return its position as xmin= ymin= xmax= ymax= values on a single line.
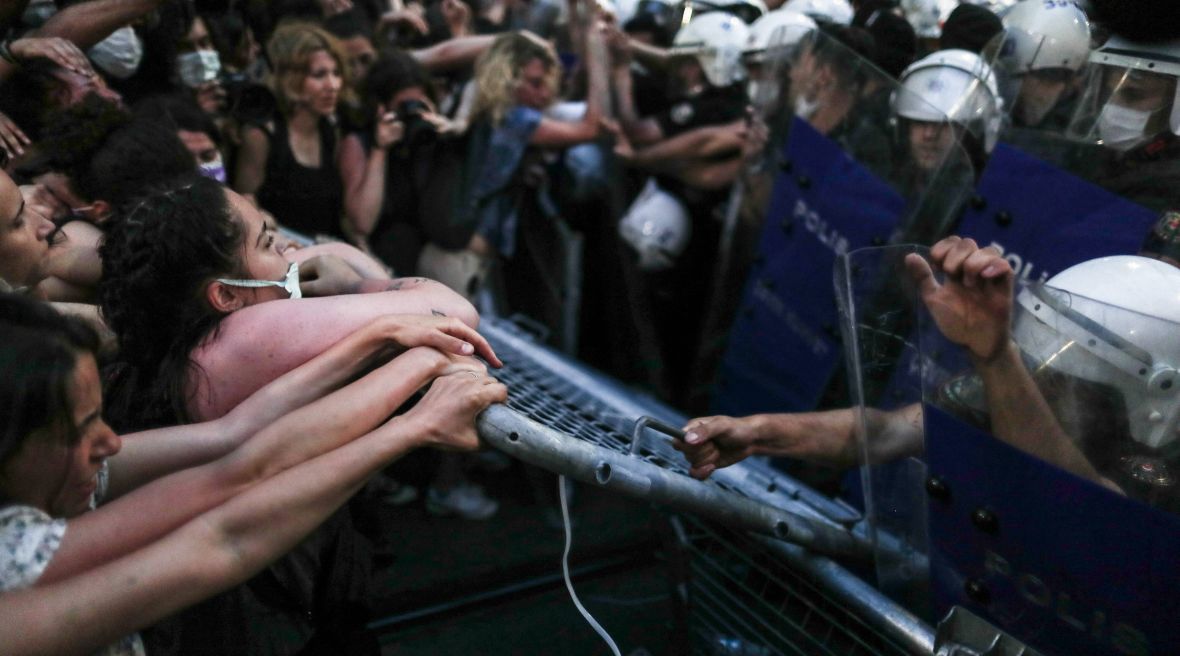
xmin=471 ymin=32 xmax=560 ymax=125
xmin=266 ymin=22 xmax=353 ymax=116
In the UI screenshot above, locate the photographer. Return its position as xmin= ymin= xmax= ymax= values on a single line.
xmin=340 ymin=49 xmax=465 ymax=277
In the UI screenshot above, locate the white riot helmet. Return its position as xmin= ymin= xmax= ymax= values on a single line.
xmin=688 ymin=0 xmax=769 ymax=25
xmin=999 ymin=0 xmax=1091 ymax=74
xmin=1088 ymin=35 xmax=1180 ymax=142
xmin=619 ymin=179 xmax=692 ymax=271
xmin=781 ymin=0 xmax=852 ymax=25
xmin=894 ymin=49 xmax=1004 ymax=152
xmin=745 ymin=8 xmax=817 ymax=63
xmin=670 ymin=12 xmax=751 ymax=87
xmin=1013 ymin=256 xmax=1180 ymax=452
xmin=900 ymin=0 xmax=958 ymax=39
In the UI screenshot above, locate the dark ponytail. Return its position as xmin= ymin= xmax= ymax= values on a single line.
xmin=99 ymin=175 xmax=244 ymax=431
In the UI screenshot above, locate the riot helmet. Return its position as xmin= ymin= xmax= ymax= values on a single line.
xmin=997 ymin=0 xmax=1092 ymax=127
xmin=1013 ymin=255 xmax=1180 ymax=499
xmin=781 ymin=0 xmax=853 ymax=25
xmin=618 ymin=179 xmax=692 ymax=271
xmin=1070 ymin=35 xmax=1180 ymax=152
xmin=668 ymin=11 xmax=752 ymax=87
xmin=745 ymin=9 xmax=817 ymax=102
xmin=688 ymin=0 xmax=769 ymax=24
xmin=893 ymin=49 xmax=1002 ymax=170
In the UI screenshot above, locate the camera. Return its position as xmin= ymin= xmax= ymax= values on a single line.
xmin=396 ymin=99 xmax=437 ymax=147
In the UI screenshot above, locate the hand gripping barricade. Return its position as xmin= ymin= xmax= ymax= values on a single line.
xmin=837 ymin=245 xmax=1180 ymax=655
xmin=472 ymin=315 xmax=944 ymax=655
xmin=712 ymin=25 xmax=980 ymax=417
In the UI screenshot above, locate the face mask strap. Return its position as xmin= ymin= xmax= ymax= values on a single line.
xmin=216 ymin=261 xmax=301 ymax=299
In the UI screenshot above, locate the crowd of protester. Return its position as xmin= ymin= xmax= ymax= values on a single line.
xmin=3 ymin=0 xmax=1180 ymax=653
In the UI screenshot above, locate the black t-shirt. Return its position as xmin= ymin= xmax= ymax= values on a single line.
xmin=655 ymin=84 xmax=748 ymax=139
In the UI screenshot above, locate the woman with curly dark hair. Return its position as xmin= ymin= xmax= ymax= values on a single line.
xmin=0 ymin=292 xmax=505 ymax=656
xmin=99 ymin=174 xmax=492 ymax=430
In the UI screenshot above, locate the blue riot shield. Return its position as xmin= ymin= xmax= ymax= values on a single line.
xmin=841 ymin=244 xmax=1180 ymax=655
xmin=712 ymin=27 xmax=976 ymax=417
xmin=878 ymin=130 xmax=1161 ymax=409
xmin=921 ymin=277 xmax=1180 ymax=656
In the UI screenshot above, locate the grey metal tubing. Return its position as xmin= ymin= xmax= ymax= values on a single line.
xmin=477 ymin=404 xmax=871 ymax=561
xmin=751 ymin=534 xmax=935 ymax=656
xmin=629 ymin=416 xmax=685 ymax=455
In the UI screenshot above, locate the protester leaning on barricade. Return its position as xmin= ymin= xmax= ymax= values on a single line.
xmin=0 ymin=292 xmax=505 ymax=656
xmin=99 ymin=174 xmax=489 ymax=429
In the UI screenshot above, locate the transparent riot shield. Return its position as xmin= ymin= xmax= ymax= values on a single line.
xmin=835 ymin=244 xmax=936 ymax=616
xmin=982 ymin=40 xmax=1180 ymax=215
xmin=953 ymin=33 xmax=1159 ymax=290
xmin=918 ymin=272 xmax=1180 ymax=656
xmin=710 ymin=26 xmax=976 ymax=417
xmin=840 ymin=245 xmax=1180 ymax=655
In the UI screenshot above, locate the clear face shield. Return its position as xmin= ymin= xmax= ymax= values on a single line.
xmin=1067 ymin=63 xmax=1180 ymax=152
xmin=989 ymin=30 xmax=1085 ymax=130
xmin=215 ymin=261 xmax=303 ymax=299
xmin=837 ymin=244 xmax=1180 ymax=618
xmin=1011 ymin=283 xmax=1180 ymax=509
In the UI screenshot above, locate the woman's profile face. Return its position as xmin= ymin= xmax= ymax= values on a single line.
xmin=514 ymin=57 xmax=553 ymax=109
xmin=0 ymin=353 xmax=121 ymax=518
xmin=299 ymin=49 xmax=343 ymax=117
xmin=0 ymin=173 xmax=56 ymax=289
xmin=225 ymin=189 xmax=292 ymax=305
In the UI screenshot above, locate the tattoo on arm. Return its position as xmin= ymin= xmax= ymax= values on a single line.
xmin=432 ymin=309 xmax=447 ymax=317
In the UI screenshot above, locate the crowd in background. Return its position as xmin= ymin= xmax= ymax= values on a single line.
xmin=4 ymin=0 xmax=1180 ymax=653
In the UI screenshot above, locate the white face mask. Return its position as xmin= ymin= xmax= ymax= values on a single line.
xmin=1097 ymin=102 xmax=1153 ymax=152
xmin=794 ymin=94 xmax=820 ymax=119
xmin=177 ymin=49 xmax=221 ymax=89
xmin=216 ymin=261 xmax=302 ymax=299
xmin=198 ymin=156 xmax=227 ymax=184
xmin=88 ymin=26 xmax=143 ymax=80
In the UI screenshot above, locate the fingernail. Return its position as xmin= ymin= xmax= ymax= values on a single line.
xmin=685 ymin=431 xmax=699 ymax=444
xmin=982 ymin=264 xmax=1000 ymax=277
xmin=461 ymin=343 xmax=474 ymax=354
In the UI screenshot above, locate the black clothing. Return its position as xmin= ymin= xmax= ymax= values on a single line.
xmin=256 ymin=116 xmax=346 ymax=239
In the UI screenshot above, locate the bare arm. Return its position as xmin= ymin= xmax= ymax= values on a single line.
xmin=1 ymin=372 xmax=505 ymax=656
xmin=188 ymin=281 xmax=480 ymax=421
xmin=234 ymin=125 xmax=270 ymax=202
xmin=287 ymin=241 xmax=393 ymax=280
xmin=610 ymin=61 xmax=662 ymax=146
xmin=411 ymin=35 xmax=496 ymax=73
xmin=338 ymin=131 xmax=395 ymax=244
xmin=674 ymin=404 xmax=922 ymax=479
xmin=40 ymin=345 xmax=474 ymax=585
xmin=529 ymin=24 xmax=609 ymax=149
xmin=107 ymin=314 xmax=494 ymax=495
xmin=27 ymin=0 xmax=165 ymax=50
xmin=674 ymin=157 xmax=743 ymax=191
xmin=906 ymin=237 xmax=1119 ymax=491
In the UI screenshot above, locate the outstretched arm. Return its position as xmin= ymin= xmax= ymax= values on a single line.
xmin=2 ymin=372 xmax=506 ymax=656
xmin=189 ymin=279 xmax=482 ymax=421
xmin=906 ymin=236 xmax=1118 ymax=491
xmin=674 ymin=404 xmax=922 ymax=480
xmin=41 ymin=344 xmax=486 ymax=585
xmin=108 ymin=314 xmax=499 ymax=496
